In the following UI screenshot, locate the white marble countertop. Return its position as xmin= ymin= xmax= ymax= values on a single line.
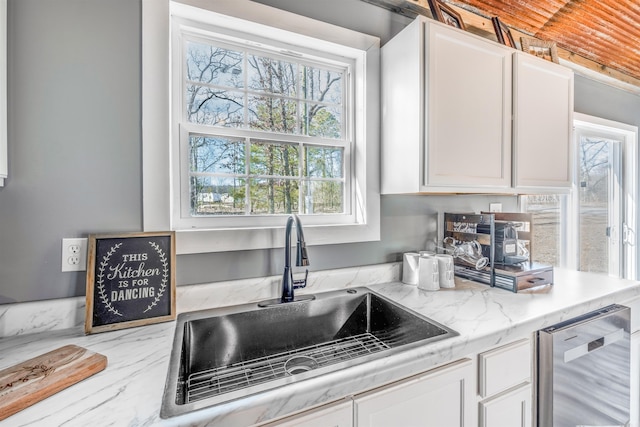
xmin=2 ymin=265 xmax=640 ymax=426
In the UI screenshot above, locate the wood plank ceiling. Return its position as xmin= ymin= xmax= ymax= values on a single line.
xmin=453 ymin=0 xmax=640 ymax=82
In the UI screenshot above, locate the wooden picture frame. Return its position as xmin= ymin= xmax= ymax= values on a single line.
xmin=427 ymin=0 xmax=466 ymax=30
xmin=492 ymin=17 xmax=516 ymax=49
xmin=85 ymin=231 xmax=176 ymax=334
xmin=520 ymin=37 xmax=559 ymax=63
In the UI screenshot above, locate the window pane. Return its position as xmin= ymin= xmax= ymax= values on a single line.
xmin=247 ymin=55 xmax=298 ymax=96
xmin=250 ymin=141 xmax=299 ymax=176
xmin=521 ymin=195 xmax=561 ymax=266
xmin=249 ymin=178 xmax=299 ymax=214
xmin=190 ymin=176 xmax=246 ymax=215
xmin=578 ymin=137 xmax=613 ymax=274
xmin=247 ymin=95 xmax=298 ymax=133
xmin=303 ymin=66 xmax=342 ymax=104
xmin=189 ymin=135 xmax=245 ymax=174
xmin=303 ymin=181 xmax=344 ymax=214
xmin=186 ymin=85 xmax=244 ymax=127
xmin=302 ymin=103 xmax=343 ymax=139
xmin=304 ymin=146 xmax=343 ymax=178
xmin=185 ymin=41 xmax=244 ymax=88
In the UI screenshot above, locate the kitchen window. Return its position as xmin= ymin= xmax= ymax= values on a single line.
xmin=520 ymin=113 xmax=638 ymax=280
xmin=142 ymin=1 xmax=380 ymax=254
xmin=174 ymin=27 xmax=350 ymax=227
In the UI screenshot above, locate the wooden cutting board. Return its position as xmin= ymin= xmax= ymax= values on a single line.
xmin=0 ymin=344 xmax=107 ymax=421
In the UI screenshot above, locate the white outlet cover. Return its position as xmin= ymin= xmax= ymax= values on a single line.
xmin=62 ymin=238 xmax=88 ymax=272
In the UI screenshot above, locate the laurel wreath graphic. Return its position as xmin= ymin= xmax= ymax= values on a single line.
xmin=145 ymin=241 xmax=169 ymax=313
xmin=97 ymin=242 xmax=123 ymax=317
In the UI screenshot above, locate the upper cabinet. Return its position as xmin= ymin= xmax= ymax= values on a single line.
xmin=513 ymin=51 xmax=574 ymax=190
xmin=381 ymin=17 xmax=574 ymax=195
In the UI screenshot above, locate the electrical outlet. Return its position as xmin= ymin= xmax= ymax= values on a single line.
xmin=489 ymin=203 xmax=503 ymax=213
xmin=62 ymin=238 xmax=88 ymax=272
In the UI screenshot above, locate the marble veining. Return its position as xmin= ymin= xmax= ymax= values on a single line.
xmin=0 ymin=265 xmax=639 ymax=426
xmin=0 ymin=263 xmax=399 ymax=338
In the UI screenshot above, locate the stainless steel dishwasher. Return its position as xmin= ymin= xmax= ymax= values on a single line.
xmin=537 ymin=304 xmax=631 ymax=427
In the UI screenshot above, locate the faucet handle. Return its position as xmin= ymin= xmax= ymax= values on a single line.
xmin=292 ymin=269 xmax=309 ymax=289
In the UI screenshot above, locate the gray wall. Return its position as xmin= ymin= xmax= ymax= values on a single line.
xmin=1 ymin=0 xmax=637 ymax=304
xmin=1 ymin=0 xmax=142 ymax=303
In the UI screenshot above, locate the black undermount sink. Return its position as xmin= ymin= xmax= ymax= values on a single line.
xmin=161 ymin=287 xmax=458 ymax=418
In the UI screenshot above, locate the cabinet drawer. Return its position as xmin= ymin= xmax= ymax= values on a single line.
xmin=478 ymin=338 xmax=531 ymax=398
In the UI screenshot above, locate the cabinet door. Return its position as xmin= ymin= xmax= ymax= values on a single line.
xmin=478 ymin=338 xmax=531 ymax=398
xmin=513 ymin=52 xmax=574 ymax=190
xmin=479 ymin=384 xmax=531 ymax=427
xmin=425 ymin=23 xmax=512 ymax=189
xmin=354 ymin=359 xmax=474 ymax=427
xmin=265 ymin=400 xmax=353 ymax=427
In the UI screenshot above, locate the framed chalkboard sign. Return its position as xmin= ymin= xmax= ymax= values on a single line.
xmin=85 ymin=232 xmax=176 ymax=334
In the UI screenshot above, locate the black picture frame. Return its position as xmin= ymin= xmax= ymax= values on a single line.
xmin=427 ymin=0 xmax=466 ymax=30
xmin=85 ymin=231 xmax=176 ymax=334
xmin=492 ymin=17 xmax=516 ymax=49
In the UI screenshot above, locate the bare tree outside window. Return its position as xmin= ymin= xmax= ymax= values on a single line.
xmin=578 ymin=137 xmax=616 ymax=274
xmin=184 ymin=40 xmax=346 ymax=216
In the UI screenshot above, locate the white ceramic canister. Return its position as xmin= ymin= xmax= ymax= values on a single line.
xmin=402 ymin=252 xmax=420 ymax=285
xmin=435 ymin=254 xmax=455 ymax=288
xmin=418 ymin=254 xmax=440 ymax=291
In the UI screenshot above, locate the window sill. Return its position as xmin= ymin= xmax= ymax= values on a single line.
xmin=175 ymin=221 xmax=380 ymax=254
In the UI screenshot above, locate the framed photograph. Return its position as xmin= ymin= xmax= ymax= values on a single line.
xmin=520 ymin=37 xmax=559 ymax=63
xmin=427 ymin=0 xmax=466 ymax=30
xmin=85 ymin=231 xmax=176 ymax=334
xmin=492 ymin=17 xmax=516 ymax=49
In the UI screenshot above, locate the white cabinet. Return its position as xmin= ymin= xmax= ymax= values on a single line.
xmin=477 ymin=339 xmax=533 ymax=427
xmin=353 ymin=358 xmax=474 ymax=427
xmin=382 ymin=18 xmax=512 ymax=194
xmin=513 ymin=52 xmax=574 ymax=190
xmin=264 ymin=400 xmax=353 ymax=427
xmin=269 ymin=339 xmax=535 ymax=427
xmin=479 ymin=384 xmax=532 ymax=427
xmin=478 ymin=338 xmax=531 ymax=398
xmin=425 ymin=22 xmax=512 ymax=189
xmin=381 ymin=17 xmax=573 ymax=195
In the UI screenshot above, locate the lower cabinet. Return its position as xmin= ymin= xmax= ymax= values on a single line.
xmin=477 ymin=338 xmax=533 ymax=427
xmin=263 ymin=400 xmax=353 ymax=427
xmin=353 ymin=358 xmax=474 ymax=427
xmin=479 ymin=384 xmax=532 ymax=427
xmin=267 ymin=312 xmax=639 ymax=427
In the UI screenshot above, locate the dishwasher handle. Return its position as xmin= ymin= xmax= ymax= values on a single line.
xmin=563 ymin=328 xmax=625 ymax=363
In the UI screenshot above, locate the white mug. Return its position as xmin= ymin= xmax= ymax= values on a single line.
xmin=435 ymin=254 xmax=455 ymax=288
xmin=418 ymin=255 xmax=440 ymax=291
xmin=402 ymin=252 xmax=420 ymax=285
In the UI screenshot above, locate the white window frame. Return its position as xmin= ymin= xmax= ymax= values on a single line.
xmin=172 ymin=18 xmax=355 ymax=229
xmin=142 ymin=0 xmax=380 ymax=255
xmin=518 ymin=115 xmax=638 ymax=280
xmin=570 ymin=113 xmax=638 ymax=279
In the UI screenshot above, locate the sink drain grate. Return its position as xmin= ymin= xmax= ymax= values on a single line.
xmin=185 ymin=332 xmax=389 ymax=404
